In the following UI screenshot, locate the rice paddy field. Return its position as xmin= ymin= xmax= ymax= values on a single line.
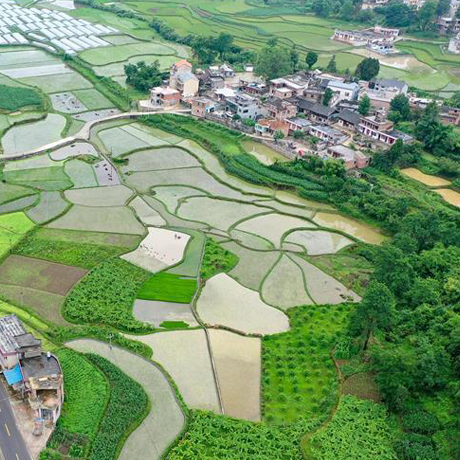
xmin=0 ymin=115 xmax=390 ymax=460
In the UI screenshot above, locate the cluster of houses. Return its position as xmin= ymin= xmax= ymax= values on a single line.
xmin=332 ymin=26 xmax=400 ymax=55
xmin=141 ymin=58 xmax=418 ymax=170
xmin=0 ymin=2 xmax=117 ymax=53
xmin=0 ymin=315 xmax=63 ymax=433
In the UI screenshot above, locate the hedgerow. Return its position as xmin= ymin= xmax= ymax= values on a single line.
xmin=63 ymin=258 xmax=152 ymax=332
xmin=304 ymin=396 xmax=399 ymax=460
xmin=86 ymin=354 xmax=149 ymax=460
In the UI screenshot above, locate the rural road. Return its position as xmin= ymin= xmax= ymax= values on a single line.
xmin=0 ymin=380 xmax=31 ymax=460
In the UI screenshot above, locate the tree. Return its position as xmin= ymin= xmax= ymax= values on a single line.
xmin=389 ymin=94 xmax=412 ymax=122
xmin=306 ymin=51 xmax=318 ymax=69
xmin=355 ymin=57 xmax=380 ymax=81
xmin=380 ymin=1 xmax=416 ymax=27
xmin=124 ymin=60 xmax=162 ymax=92
xmin=340 ymin=0 xmax=355 ymax=20
xmin=323 ymin=87 xmax=334 ymax=106
xmin=212 ymin=33 xmax=234 ymax=59
xmin=417 ymin=1 xmax=437 ymax=30
xmin=191 ymin=36 xmax=216 ymax=64
xmin=351 ymin=280 xmax=396 ymax=349
xmin=312 ymin=0 xmax=333 ymax=17
xmin=357 ymin=9 xmax=375 ymax=22
xmin=358 ymin=94 xmax=371 ymax=116
xmin=436 ymin=0 xmax=450 ymax=17
xmin=290 ymin=47 xmax=299 ymax=72
xmin=274 ymin=130 xmax=285 ymax=142
xmin=255 ymin=45 xmax=293 ymax=80
xmin=326 ymin=55 xmax=337 ymax=73
xmin=292 ymin=129 xmax=305 ymax=139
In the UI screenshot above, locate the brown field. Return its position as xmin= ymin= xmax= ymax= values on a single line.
xmin=0 ymin=255 xmax=87 ymax=295
xmin=341 ymin=372 xmax=381 ymax=402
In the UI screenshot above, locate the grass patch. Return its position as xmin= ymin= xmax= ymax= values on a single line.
xmin=14 ymin=228 xmax=134 ymax=269
xmin=137 ymin=272 xmax=197 ymax=303
xmin=0 ymin=211 xmax=34 ymax=258
xmin=262 ymin=303 xmax=353 ymax=424
xmin=4 ymin=167 xmax=72 ymax=191
xmin=160 ymin=320 xmax=189 ymax=329
xmin=63 ymin=258 xmax=152 ymax=332
xmin=302 ymin=395 xmax=399 ymax=459
xmin=200 ymin=237 xmax=238 ymax=280
xmin=0 ymin=84 xmax=43 ymax=112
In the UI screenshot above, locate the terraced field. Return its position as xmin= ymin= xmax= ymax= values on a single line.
xmin=0 ymin=116 xmax=386 ymax=460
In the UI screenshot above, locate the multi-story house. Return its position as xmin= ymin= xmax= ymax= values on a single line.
xmin=150 ymin=86 xmax=180 ymax=107
xmin=266 ymin=97 xmax=297 ymax=120
xmin=169 ymin=59 xmax=199 ymax=98
xmin=225 ymin=93 xmax=262 ymax=120
xmin=327 ymin=81 xmax=360 ymax=103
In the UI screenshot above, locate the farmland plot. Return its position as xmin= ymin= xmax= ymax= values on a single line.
xmin=221 ymin=241 xmax=279 ymax=290
xmin=3 ymin=154 xmax=59 ymax=171
xmin=133 ymin=299 xmax=198 ymax=328
xmin=122 ymin=228 xmax=190 ymax=273
xmin=64 ymin=160 xmax=99 ymax=189
xmin=131 ymin=329 xmax=221 ymax=412
xmin=0 ymin=182 xmax=35 ymax=204
xmin=262 ymin=255 xmax=313 ymax=310
xmin=64 ymin=185 xmax=133 ymax=206
xmin=2 ymin=114 xmax=67 ymax=156
xmin=0 ymin=212 xmax=35 ymax=258
xmin=234 ymin=213 xmax=316 ymax=247
xmin=291 ymin=255 xmax=361 ymax=304
xmin=151 ymin=185 xmax=208 ymax=214
xmin=47 ymin=205 xmax=145 ymax=235
xmin=67 ymin=340 xmax=185 ymax=460
xmin=284 ymin=229 xmax=353 ymax=255
xmin=129 ymin=196 xmax=166 ymax=226
xmin=26 ymin=191 xmax=70 ymax=224
xmin=313 ymin=212 xmax=386 ymax=244
xmin=197 ymin=273 xmax=289 ymax=335
xmin=122 ymin=147 xmax=200 ymax=172
xmin=98 ymin=126 xmax=150 ymax=156
xmin=230 ymin=229 xmax=274 ymax=250
xmin=50 ymin=142 xmax=99 ymax=161
xmin=177 ymin=196 xmax=268 ymax=231
xmin=0 ymin=196 xmax=37 ymax=215
xmin=209 ymin=329 xmax=261 ymax=421
xmin=4 ymin=166 xmax=72 ymax=191
xmin=168 ymin=229 xmax=205 ymax=277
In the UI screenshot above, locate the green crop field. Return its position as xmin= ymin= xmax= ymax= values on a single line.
xmin=0 ymin=84 xmax=44 ymax=112
xmin=137 ymin=272 xmax=197 ymax=303
xmin=262 ymin=303 xmax=353 ymax=424
xmin=0 ymin=212 xmax=34 ymax=258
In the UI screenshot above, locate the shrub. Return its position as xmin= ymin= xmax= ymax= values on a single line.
xmin=200 ymin=237 xmax=238 ymax=279
xmin=395 ymin=433 xmax=437 ymax=460
xmin=0 ymin=84 xmax=44 ymax=112
xmin=402 ymin=411 xmax=440 ymax=435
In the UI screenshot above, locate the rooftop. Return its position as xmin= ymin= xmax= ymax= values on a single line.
xmin=22 ymin=354 xmax=61 ymax=381
xmin=0 ymin=314 xmax=26 ymax=354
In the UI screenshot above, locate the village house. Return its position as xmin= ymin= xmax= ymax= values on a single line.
xmin=440 ymin=105 xmax=460 ymax=126
xmin=361 ymin=0 xmax=389 ymax=9
xmin=225 ymin=93 xmax=262 ymax=120
xmin=327 ymin=80 xmax=360 ymax=103
xmin=255 ymin=118 xmax=290 ymax=137
xmin=297 ymin=101 xmax=338 ymax=124
xmin=336 ymin=108 xmax=362 ymax=131
xmin=403 ymin=0 xmax=426 ymax=9
xmin=198 ymin=69 xmax=225 ymax=92
xmin=359 ymin=114 xmax=413 ymax=145
xmin=269 ymin=76 xmax=309 ymax=99
xmin=241 ymin=80 xmax=268 ymax=96
xmin=327 ymin=145 xmax=370 ymax=169
xmin=266 ymin=97 xmax=297 ymax=120
xmin=439 ymin=16 xmax=460 ymax=34
xmin=191 ymin=97 xmax=216 ymax=118
xmin=332 ymin=26 xmax=399 ymax=54
xmin=310 ymin=125 xmax=349 ymax=144
xmin=363 ymin=78 xmax=408 ymax=110
xmin=286 ymin=117 xmax=311 ymax=134
xmin=149 ymin=86 xmax=180 ymax=108
xmin=169 ymin=59 xmax=199 ymax=98
xmin=0 ymin=315 xmax=63 ymax=427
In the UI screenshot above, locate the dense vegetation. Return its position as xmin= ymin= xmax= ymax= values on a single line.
xmin=0 ymin=84 xmax=44 ymax=112
xmin=137 ymin=272 xmax=197 ymax=303
xmin=56 ymin=349 xmax=109 ymax=440
xmin=167 ymin=410 xmax=320 ymax=460
xmin=200 ymin=237 xmax=238 ymax=280
xmin=262 ymin=302 xmax=353 ymax=424
xmin=304 ymin=396 xmax=399 ymax=460
xmin=63 ymin=258 xmax=152 ymax=332
xmin=86 ymin=354 xmax=149 ymax=460
xmin=124 ymin=61 xmax=164 ymax=93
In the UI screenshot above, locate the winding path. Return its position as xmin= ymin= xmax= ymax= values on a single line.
xmin=67 ymin=340 xmax=185 ymax=460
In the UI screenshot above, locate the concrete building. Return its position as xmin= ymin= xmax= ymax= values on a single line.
xmin=0 ymin=315 xmax=63 ymax=426
xmin=149 ymin=86 xmax=180 ymax=107
xmin=327 ymin=81 xmax=360 ymax=102
xmin=266 ymin=97 xmax=297 ymax=120
xmin=359 ymin=115 xmax=413 ymax=145
xmin=191 ymin=97 xmax=216 ymax=118
xmin=310 ymin=125 xmax=348 ymax=144
xmin=225 ymin=93 xmax=261 ymax=120
xmin=169 ymin=60 xmax=199 ymax=98
xmin=327 ymin=145 xmax=370 ymax=169
xmin=332 ymin=26 xmax=399 ymax=54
